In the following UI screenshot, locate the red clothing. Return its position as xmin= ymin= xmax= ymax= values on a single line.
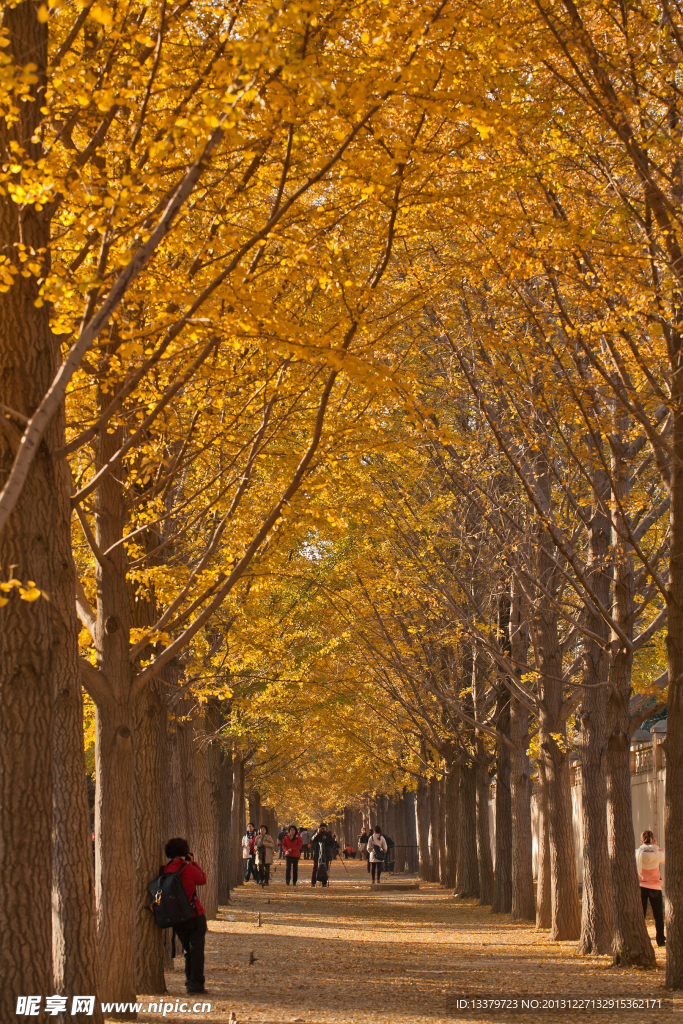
xmin=282 ymin=834 xmax=303 ymax=858
xmin=164 ymin=858 xmax=206 ymax=915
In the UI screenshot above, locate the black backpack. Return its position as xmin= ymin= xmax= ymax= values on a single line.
xmin=316 ymin=861 xmax=329 ymax=882
xmin=148 ymin=862 xmax=196 ymax=928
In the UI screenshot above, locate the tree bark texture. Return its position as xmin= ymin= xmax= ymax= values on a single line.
xmin=457 ymin=762 xmax=479 ymax=898
xmin=438 ymin=775 xmax=447 ymax=885
xmin=92 ymin=420 xmax=139 ymax=1014
xmin=0 ymin=4 xmax=68 ymax=1015
xmin=535 ymin=761 xmax=552 ymax=930
xmin=415 ymin=775 xmax=432 ymax=881
xmin=509 ymin=698 xmax=535 ymax=922
xmin=608 ymin=422 xmax=655 ymax=967
xmin=428 ymin=775 xmax=441 ymax=882
xmin=492 ymin=690 xmax=512 ymax=914
xmin=194 ymin=712 xmax=218 ymax=919
xmin=666 ymin=402 xmax=683 ymax=988
xmin=217 ymin=753 xmax=232 ymax=904
xmin=577 ymin=480 xmax=613 ymax=955
xmin=443 ymin=757 xmax=460 ymax=889
xmin=230 ymin=755 xmax=245 ymax=888
xmin=134 ymin=677 xmax=168 ymax=994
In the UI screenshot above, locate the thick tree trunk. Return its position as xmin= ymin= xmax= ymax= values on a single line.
xmin=509 ymin=698 xmax=535 ymax=922
xmin=666 ymin=401 xmax=683 ymax=988
xmin=134 ymin=677 xmax=168 ymax=994
xmin=457 ymin=762 xmax=479 ymax=898
xmin=577 ymin=481 xmax=613 ymax=955
xmin=0 ymin=5 xmax=70 ymax=1016
xmin=535 ymin=761 xmax=552 ymax=930
xmin=492 ymin=691 xmax=512 ymax=914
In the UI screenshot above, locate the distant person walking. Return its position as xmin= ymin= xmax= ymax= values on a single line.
xmin=278 ymin=827 xmax=287 ymax=860
xmin=282 ymin=825 xmax=303 ymax=885
xmin=300 ymin=827 xmax=311 ymax=859
xmin=636 ymin=830 xmax=666 ymax=946
xmin=358 ymin=826 xmax=369 ymax=862
xmin=255 ymin=825 xmax=275 ymax=887
xmin=242 ymin=822 xmax=259 ymax=883
xmin=310 ymin=823 xmax=334 ymax=887
xmin=163 ymin=838 xmax=208 ymax=995
xmin=368 ymin=826 xmax=388 ymax=884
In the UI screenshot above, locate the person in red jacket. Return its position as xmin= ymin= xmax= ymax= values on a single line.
xmin=164 ymin=837 xmax=208 ymax=994
xmin=282 ymin=825 xmax=303 ymax=886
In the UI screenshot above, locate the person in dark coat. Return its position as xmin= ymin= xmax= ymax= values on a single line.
xmin=310 ymin=823 xmax=335 ymax=887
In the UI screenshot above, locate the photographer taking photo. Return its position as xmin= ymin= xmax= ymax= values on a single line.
xmin=164 ymin=837 xmax=208 ymax=994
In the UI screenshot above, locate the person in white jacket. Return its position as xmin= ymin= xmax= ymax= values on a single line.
xmin=368 ymin=826 xmax=388 ymax=884
xmin=636 ymin=829 xmax=666 ymax=946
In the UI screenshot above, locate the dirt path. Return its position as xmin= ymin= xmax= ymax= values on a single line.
xmin=134 ymin=859 xmax=673 ymax=1024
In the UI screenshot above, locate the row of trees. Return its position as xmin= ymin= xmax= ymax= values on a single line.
xmin=3 ymin=0 xmax=683 ymax=1017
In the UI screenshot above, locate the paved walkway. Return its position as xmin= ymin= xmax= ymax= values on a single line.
xmin=134 ymin=859 xmax=672 ymax=1023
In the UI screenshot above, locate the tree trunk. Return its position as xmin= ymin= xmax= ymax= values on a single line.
xmin=415 ymin=775 xmax=431 ymax=881
xmin=510 ymin=698 xmax=535 ymax=922
xmin=248 ymin=790 xmax=261 ymax=830
xmin=0 ymin=5 xmax=67 ymax=1015
xmin=428 ymin=775 xmax=440 ymax=882
xmin=92 ymin=419 xmax=139 ymax=1014
xmin=230 ymin=755 xmax=245 ymax=888
xmin=394 ymin=792 xmax=406 ymax=872
xmin=194 ymin=713 xmax=218 ymax=919
xmin=134 ymin=677 xmax=167 ymax=994
xmin=438 ymin=775 xmax=447 ymax=885
xmin=53 ymin=673 xmax=103 ymax=1024
xmin=577 ymin=478 xmax=613 ymax=955
xmin=444 ymin=756 xmax=460 ymax=889
xmin=535 ymin=760 xmax=552 ymax=930
xmin=666 ymin=399 xmax=683 ymax=988
xmin=492 ymin=690 xmax=512 ymax=914
xmin=476 ymin=761 xmax=494 ymax=905
xmin=608 ymin=420 xmax=655 ymax=967
xmin=537 ymin=618 xmax=581 ymax=940
xmin=458 ymin=761 xmax=479 ymax=898
xmin=473 ymin=653 xmax=494 ymax=905
xmin=217 ymin=751 xmax=232 ymax=904
xmin=534 ymin=450 xmax=581 ymax=940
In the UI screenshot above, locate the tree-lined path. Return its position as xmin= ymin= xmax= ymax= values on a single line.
xmin=136 ymin=861 xmax=670 ymax=1024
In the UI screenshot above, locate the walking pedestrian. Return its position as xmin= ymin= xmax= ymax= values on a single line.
xmin=163 ymin=837 xmax=208 ymax=995
xmin=282 ymin=825 xmax=303 ymax=885
xmin=636 ymin=829 xmax=666 ymax=946
xmin=255 ymin=825 xmax=275 ymax=886
xmin=358 ymin=826 xmax=369 ymax=861
xmin=300 ymin=826 xmax=310 ymax=859
xmin=368 ymin=826 xmax=388 ymax=884
xmin=277 ymin=826 xmax=287 ymax=860
xmin=242 ymin=822 xmax=259 ymax=883
xmin=310 ymin=822 xmax=335 ymax=887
